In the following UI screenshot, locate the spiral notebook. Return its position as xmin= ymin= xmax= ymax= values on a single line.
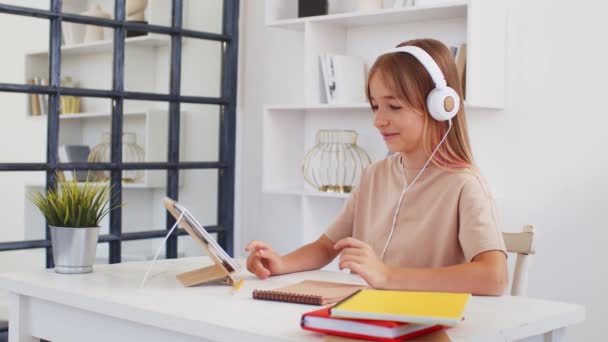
xmin=252 ymin=280 xmax=366 ymax=306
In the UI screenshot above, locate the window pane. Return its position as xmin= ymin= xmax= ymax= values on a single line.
xmin=177 ymin=169 xmax=220 ymax=257
xmin=0 ymin=13 xmax=48 ymax=85
xmin=125 ymin=33 xmax=171 ymax=94
xmin=122 ymin=169 xmax=167 ymax=232
xmin=57 ymin=97 xmax=112 ymax=182
xmin=123 ymin=100 xmax=170 ymax=164
xmin=180 ymin=38 xmax=222 ymax=98
xmin=137 ymin=0 xmax=171 ymax=27
xmin=183 ymin=0 xmax=223 ymax=34
xmin=180 ymin=103 xmax=220 ymax=162
xmin=0 ymin=92 xmax=47 ymax=163
xmin=176 ymin=169 xmax=219 ymax=228
xmin=121 ymin=100 xmax=214 ymax=164
xmin=60 ymin=22 xmax=114 ymax=91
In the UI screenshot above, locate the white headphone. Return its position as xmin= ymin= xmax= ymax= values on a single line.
xmin=383 ymin=46 xmax=460 ymax=122
xmin=378 ymin=45 xmax=457 ymax=261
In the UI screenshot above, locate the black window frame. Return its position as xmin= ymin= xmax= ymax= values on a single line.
xmin=0 ymin=0 xmax=239 ymax=267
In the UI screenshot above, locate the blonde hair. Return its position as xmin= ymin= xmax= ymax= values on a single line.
xmin=366 ymin=38 xmax=475 ymax=171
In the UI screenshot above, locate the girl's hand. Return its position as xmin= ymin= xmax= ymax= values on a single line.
xmin=245 ymin=240 xmax=285 ymax=279
xmin=334 ymin=237 xmax=391 ymax=289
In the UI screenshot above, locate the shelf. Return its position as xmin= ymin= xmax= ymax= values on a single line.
xmin=58 ymin=110 xmax=146 ymax=120
xmin=265 ymin=101 xmax=495 ymax=113
xmin=26 ymin=110 xmax=169 ymax=120
xmin=263 ymin=188 xmax=349 ymax=199
xmin=25 ymin=181 xmax=162 ymax=189
xmin=265 ymin=103 xmax=371 ymax=112
xmin=267 ymin=2 xmax=467 ymax=30
xmin=27 ymin=35 xmax=170 ymax=57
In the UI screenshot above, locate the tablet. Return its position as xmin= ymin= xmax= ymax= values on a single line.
xmin=164 ymin=197 xmax=240 ymax=272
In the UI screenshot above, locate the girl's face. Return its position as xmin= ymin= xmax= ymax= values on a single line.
xmin=369 ymin=73 xmax=425 ymax=154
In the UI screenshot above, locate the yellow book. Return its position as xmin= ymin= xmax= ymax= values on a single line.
xmin=330 ymin=289 xmax=471 ymax=327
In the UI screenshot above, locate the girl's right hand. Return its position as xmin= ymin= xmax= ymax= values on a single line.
xmin=245 ymin=240 xmax=285 ymax=279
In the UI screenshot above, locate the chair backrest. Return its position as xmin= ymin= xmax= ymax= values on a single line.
xmin=502 ymin=225 xmax=536 ymax=296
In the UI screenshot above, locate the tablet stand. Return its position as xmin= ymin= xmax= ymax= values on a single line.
xmin=163 ymin=198 xmax=237 ymax=287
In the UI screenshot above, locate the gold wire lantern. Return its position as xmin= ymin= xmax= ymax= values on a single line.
xmin=302 ymin=129 xmax=371 ymax=193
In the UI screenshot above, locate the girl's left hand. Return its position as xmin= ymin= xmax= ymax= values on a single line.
xmin=334 ymin=237 xmax=391 ymax=289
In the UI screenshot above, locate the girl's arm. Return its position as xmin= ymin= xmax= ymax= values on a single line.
xmin=383 ymin=251 xmax=508 ymax=295
xmin=336 ymin=237 xmax=508 ymax=296
xmin=280 ymin=234 xmax=340 ymax=274
xmin=245 ymin=234 xmax=339 ymax=278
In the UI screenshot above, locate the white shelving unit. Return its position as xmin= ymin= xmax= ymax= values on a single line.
xmin=263 ymin=0 xmax=506 ymax=245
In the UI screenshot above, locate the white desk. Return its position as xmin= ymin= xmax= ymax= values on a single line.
xmin=0 ymin=257 xmax=584 ymax=342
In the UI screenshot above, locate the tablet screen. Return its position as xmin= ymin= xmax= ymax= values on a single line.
xmin=173 ymin=202 xmax=240 ymax=272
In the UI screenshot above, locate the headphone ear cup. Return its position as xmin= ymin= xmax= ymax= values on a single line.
xmin=427 ymin=87 xmax=460 ymax=121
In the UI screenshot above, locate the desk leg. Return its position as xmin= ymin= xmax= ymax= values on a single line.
xmin=8 ymin=292 xmax=37 ymax=342
xmin=543 ymin=327 xmax=567 ymax=342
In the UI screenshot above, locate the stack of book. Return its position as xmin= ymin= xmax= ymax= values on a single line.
xmin=27 ymin=77 xmax=49 ymax=116
xmin=450 ymin=43 xmax=467 ymax=99
xmin=301 ymin=289 xmax=471 ymax=341
xmin=27 ymin=76 xmax=81 ymax=116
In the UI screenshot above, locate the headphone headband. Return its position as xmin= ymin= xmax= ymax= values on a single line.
xmin=383 ymin=46 xmax=447 ymax=88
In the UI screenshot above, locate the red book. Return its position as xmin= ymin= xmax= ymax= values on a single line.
xmin=301 ymin=307 xmax=444 ymax=342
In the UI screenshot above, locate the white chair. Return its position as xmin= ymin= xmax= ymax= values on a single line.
xmin=502 ymin=225 xmax=536 ymax=296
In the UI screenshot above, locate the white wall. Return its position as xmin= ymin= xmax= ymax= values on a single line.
xmin=236 ymin=0 xmax=608 ymax=340
xmin=236 ymin=0 xmax=306 ymax=255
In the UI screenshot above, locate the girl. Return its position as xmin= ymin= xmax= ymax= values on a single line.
xmin=246 ymin=38 xmax=508 ymax=296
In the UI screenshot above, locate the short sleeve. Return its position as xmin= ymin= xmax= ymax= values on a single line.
xmin=324 ymin=185 xmax=358 ymax=243
xmin=458 ymin=176 xmax=507 ymax=262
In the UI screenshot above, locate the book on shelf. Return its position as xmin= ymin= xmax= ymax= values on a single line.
xmin=448 ymin=43 xmax=467 ymax=99
xmin=449 ymin=46 xmax=458 ymax=58
xmin=33 ymin=77 xmax=49 ymax=116
xmin=27 ymin=79 xmax=41 ymax=116
xmin=319 ymin=53 xmax=335 ymax=103
xmin=319 ymin=53 xmax=366 ymax=105
xmin=454 ymin=43 xmax=467 ymax=99
xmin=330 ymin=289 xmax=471 ymax=327
xmin=301 ymin=306 xmax=443 ymax=342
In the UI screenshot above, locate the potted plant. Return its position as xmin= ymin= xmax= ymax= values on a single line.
xmin=29 ymin=173 xmax=122 ymax=274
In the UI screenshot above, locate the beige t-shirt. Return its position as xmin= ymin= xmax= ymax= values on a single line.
xmin=325 ymin=153 xmax=506 ymax=268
